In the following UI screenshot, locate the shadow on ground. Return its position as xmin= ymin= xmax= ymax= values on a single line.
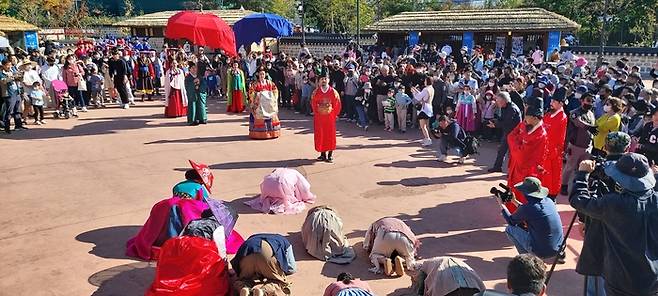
xmin=75 ymin=226 xmax=141 ymax=259
xmin=88 ymin=262 xmax=155 ymax=296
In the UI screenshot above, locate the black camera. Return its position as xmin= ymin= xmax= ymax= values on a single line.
xmin=490 ymin=183 xmax=514 ymax=203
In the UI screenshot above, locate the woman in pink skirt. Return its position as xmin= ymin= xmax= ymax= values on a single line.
xmin=455 ymin=84 xmax=477 ymax=132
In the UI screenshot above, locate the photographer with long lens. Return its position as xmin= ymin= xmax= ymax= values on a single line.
xmin=575 ymin=131 xmax=631 ymax=296
xmin=570 ymin=153 xmax=658 ymax=296
xmin=495 ymin=177 xmax=564 ymax=262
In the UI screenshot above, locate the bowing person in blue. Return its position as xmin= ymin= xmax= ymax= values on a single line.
xmin=232 ymin=234 xmax=296 ymax=296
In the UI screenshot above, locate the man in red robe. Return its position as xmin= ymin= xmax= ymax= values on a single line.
xmin=506 ymin=97 xmax=547 ymax=212
xmin=311 ymin=68 xmax=342 ymax=163
xmin=542 ymin=96 xmax=568 ymax=200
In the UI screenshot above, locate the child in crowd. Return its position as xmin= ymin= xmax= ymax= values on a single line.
xmin=30 ymin=81 xmax=46 ymax=125
xmin=354 ymin=82 xmax=372 ymax=130
xmin=394 ymin=85 xmax=412 ymax=133
xmin=481 ymin=90 xmax=497 ymax=140
xmin=383 ymin=88 xmax=396 ymax=132
xmin=455 ymin=84 xmax=477 ymax=133
xmin=88 ymin=68 xmax=104 ymax=107
xmin=301 ymin=76 xmax=315 ymax=116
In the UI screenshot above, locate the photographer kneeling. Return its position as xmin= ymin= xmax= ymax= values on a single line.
xmin=570 ymin=153 xmax=658 ymax=296
xmin=498 ymin=177 xmax=564 ymax=262
xmin=435 ymin=115 xmax=468 ymax=164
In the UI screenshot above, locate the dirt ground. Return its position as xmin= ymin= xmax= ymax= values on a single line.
xmin=0 ymin=98 xmax=584 ymax=296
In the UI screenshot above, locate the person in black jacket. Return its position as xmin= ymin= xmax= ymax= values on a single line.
xmin=488 ymin=91 xmax=522 ymax=172
xmin=108 ymin=50 xmax=130 ymax=109
xmin=436 ymin=115 xmax=468 ymax=164
xmin=635 ymin=107 xmax=658 ymax=165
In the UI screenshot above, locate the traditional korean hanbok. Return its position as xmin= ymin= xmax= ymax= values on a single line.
xmin=248 ymin=79 xmax=280 ymax=139
xmin=164 ymin=67 xmax=188 ymax=118
xmin=245 ymin=168 xmax=316 ymax=215
xmin=227 ymin=68 xmax=247 ymax=113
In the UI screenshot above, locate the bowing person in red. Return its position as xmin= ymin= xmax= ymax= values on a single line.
xmin=542 ymin=96 xmax=568 ymax=200
xmin=506 ymin=97 xmax=548 ymax=212
xmin=311 ymin=68 xmax=342 ymax=163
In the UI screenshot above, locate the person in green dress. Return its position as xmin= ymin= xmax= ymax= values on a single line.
xmin=185 ymin=61 xmax=208 ymax=126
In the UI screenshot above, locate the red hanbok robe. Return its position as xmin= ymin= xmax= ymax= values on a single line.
xmin=506 ymin=121 xmax=548 ymax=211
xmin=311 ymin=86 xmax=342 ymax=152
xmin=542 ymin=109 xmax=568 ymax=196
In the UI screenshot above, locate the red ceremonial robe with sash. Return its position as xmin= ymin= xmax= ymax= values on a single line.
xmin=542 ymin=109 xmax=568 ymax=196
xmin=311 ymin=86 xmax=342 ymax=152
xmin=506 ymin=121 xmax=548 ymax=211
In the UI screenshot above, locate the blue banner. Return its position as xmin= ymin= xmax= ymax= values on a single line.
xmin=462 ymin=32 xmax=474 ymax=54
xmin=408 ymin=31 xmax=420 ymax=47
xmin=547 ymin=31 xmax=561 ymax=61
xmin=24 ymin=31 xmax=38 ymax=50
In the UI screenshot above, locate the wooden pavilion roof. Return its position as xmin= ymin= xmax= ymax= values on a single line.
xmin=113 ymin=9 xmax=254 ymax=28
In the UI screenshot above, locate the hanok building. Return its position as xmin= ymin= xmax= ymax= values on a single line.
xmin=365 ymin=8 xmax=580 ymax=60
xmin=0 ymin=16 xmax=40 ymax=50
xmin=113 ymin=9 xmax=254 ymax=49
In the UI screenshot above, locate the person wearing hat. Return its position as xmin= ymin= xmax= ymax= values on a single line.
xmin=311 ymin=67 xmax=341 ymax=163
xmin=634 ymin=106 xmax=658 ymax=165
xmin=575 ymin=131 xmax=631 ymax=296
xmin=570 ymin=153 xmax=658 ymax=296
xmin=343 ymin=64 xmax=360 ymax=122
xmin=248 ymin=66 xmax=281 ymax=139
xmin=498 ymin=176 xmax=564 ymax=260
xmin=561 ymin=92 xmax=597 ymax=195
xmin=506 ymin=97 xmax=548 ymax=209
xmin=542 ymin=95 xmax=568 ymax=200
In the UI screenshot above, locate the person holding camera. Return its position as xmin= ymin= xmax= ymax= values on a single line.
xmin=435 ymin=115 xmax=468 ymax=164
xmin=498 ymin=177 xmax=564 ymax=261
xmin=570 ymin=153 xmax=658 ymax=296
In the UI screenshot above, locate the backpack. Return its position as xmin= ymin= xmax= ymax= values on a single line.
xmin=463 ymin=135 xmax=480 ymax=156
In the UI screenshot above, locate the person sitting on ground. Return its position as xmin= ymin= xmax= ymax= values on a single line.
xmin=245 ymin=168 xmax=316 ymax=215
xmin=475 ymin=254 xmax=547 ymax=296
xmin=407 ymin=256 xmax=485 ymax=296
xmin=301 ymin=205 xmax=356 ymax=264
xmin=231 ymin=233 xmax=297 ymax=296
xmin=434 ymin=115 xmax=468 ymax=164
xmin=498 ymin=177 xmax=564 ymax=262
xmin=364 ymin=217 xmax=420 ymax=277
xmin=323 ymin=272 xmax=374 ymax=296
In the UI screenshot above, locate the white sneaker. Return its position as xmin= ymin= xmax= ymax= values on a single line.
xmin=81 ymin=107 xmax=88 ymax=112
xmin=421 ymin=139 xmax=432 ymax=146
xmin=122 ymin=104 xmax=130 ymax=109
xmin=458 ymin=157 xmax=466 ymax=164
xmin=437 ymin=154 xmax=447 ymax=162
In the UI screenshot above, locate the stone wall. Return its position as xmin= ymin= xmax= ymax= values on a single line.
xmin=278 ymin=42 xmax=348 ymax=57
xmin=568 ymin=47 xmax=658 ymax=76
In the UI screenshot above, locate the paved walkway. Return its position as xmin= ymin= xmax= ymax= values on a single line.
xmin=0 ymin=99 xmax=583 ymax=295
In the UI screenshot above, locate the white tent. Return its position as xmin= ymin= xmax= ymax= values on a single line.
xmin=0 ymin=36 xmax=9 ymax=48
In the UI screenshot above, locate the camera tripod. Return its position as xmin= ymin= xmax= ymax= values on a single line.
xmin=545 ymin=210 xmax=578 ymax=286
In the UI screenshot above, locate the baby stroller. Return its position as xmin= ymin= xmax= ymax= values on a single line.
xmin=51 ymin=80 xmax=77 ymax=119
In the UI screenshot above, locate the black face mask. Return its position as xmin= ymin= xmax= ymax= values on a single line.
xmin=582 ymin=104 xmax=593 ymax=111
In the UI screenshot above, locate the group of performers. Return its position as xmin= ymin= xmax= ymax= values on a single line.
xmin=162 ymin=60 xmax=342 ymax=161
xmin=128 ymin=160 xmax=488 ymax=296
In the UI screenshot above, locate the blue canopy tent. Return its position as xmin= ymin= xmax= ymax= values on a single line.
xmin=233 ymin=13 xmax=294 ymax=51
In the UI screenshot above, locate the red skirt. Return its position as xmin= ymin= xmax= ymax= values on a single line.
xmin=227 ymin=90 xmax=245 ymax=113
xmin=164 ymin=89 xmax=187 ymax=118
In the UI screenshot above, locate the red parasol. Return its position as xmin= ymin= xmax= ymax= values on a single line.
xmin=189 ymin=160 xmax=214 ymax=193
xmin=165 ymin=11 xmax=237 ymax=57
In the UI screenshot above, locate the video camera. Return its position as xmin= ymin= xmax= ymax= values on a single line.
xmin=490 ymin=183 xmax=514 ymax=203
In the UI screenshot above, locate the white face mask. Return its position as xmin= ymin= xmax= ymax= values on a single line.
xmin=638 ymin=96 xmax=645 ymax=101
xmin=603 ymin=105 xmax=612 ymax=113
xmin=123 ymin=56 xmax=130 ymax=61
xmin=488 ymin=82 xmax=495 ymax=87
xmin=574 ymin=93 xmax=582 ymax=99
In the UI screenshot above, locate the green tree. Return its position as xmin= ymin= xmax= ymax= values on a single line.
xmin=304 ymin=0 xmax=374 ymax=33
